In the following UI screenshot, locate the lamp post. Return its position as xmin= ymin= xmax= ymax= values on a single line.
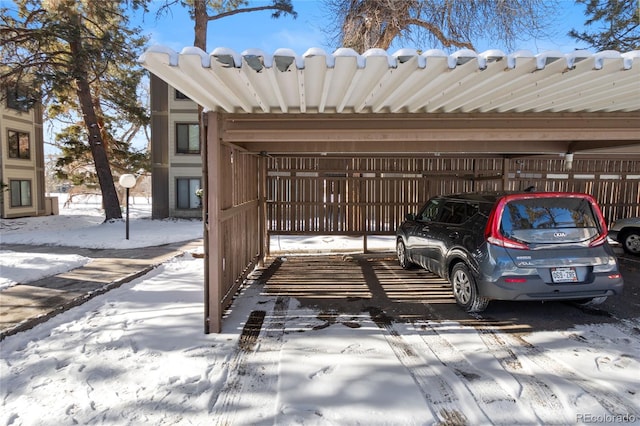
xmin=118 ymin=174 xmax=137 ymax=240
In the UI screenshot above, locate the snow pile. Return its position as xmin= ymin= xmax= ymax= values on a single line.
xmin=0 ymin=251 xmax=90 ymax=290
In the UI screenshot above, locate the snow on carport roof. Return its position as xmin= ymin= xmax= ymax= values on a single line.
xmin=139 ymin=46 xmax=640 ymax=114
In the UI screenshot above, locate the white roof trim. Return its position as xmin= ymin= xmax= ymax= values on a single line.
xmin=139 ymin=46 xmax=640 ymax=114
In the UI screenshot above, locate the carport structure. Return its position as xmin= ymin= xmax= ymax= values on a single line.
xmin=139 ymin=46 xmax=640 ymax=333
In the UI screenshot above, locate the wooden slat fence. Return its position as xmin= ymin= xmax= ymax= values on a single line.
xmin=509 ymin=158 xmax=640 ymax=222
xmin=267 ymin=156 xmax=640 ymax=240
xmin=218 ymin=145 xmax=261 ymax=309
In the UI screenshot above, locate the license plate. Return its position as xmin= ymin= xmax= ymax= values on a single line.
xmin=551 ymin=267 xmax=578 ymax=283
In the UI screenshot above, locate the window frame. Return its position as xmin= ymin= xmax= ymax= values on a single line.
xmin=7 ymin=129 xmax=31 ymax=160
xmin=417 ymin=198 xmax=442 ymax=222
xmin=176 ymin=177 xmax=202 ymax=210
xmin=9 ymin=179 xmax=32 ymax=207
xmin=175 ymin=123 xmax=200 ymax=154
xmin=438 ymin=200 xmax=477 ymax=225
xmin=6 ymin=88 xmax=34 ymax=112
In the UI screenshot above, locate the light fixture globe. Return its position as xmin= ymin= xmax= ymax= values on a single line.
xmin=119 ymin=174 xmax=137 ymax=188
xmin=118 ymin=174 xmax=137 ymax=240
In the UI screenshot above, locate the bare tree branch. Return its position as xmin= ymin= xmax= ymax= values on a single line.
xmin=326 ymin=0 xmax=557 ymax=53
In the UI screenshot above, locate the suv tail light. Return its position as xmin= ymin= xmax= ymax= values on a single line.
xmin=577 ymin=194 xmax=608 ymax=247
xmin=486 ymin=234 xmax=530 ymax=249
xmin=588 ymin=232 xmax=608 ymax=247
xmin=484 ymin=203 xmax=529 ymax=250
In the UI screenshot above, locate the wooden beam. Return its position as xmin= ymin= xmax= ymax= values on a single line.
xmin=235 ymin=140 xmax=571 ymax=154
xmin=569 ymin=140 xmax=640 ymax=153
xmin=219 ymin=199 xmax=259 ymax=221
xmin=206 ymin=111 xmax=223 ymax=333
xmin=223 ymin=112 xmax=640 ymax=131
xmin=225 ymin=128 xmax=639 ymax=144
xmin=220 ymin=112 xmax=640 ymax=152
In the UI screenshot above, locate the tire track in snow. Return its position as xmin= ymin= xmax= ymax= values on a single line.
xmin=499 ymin=329 xmax=640 ymax=418
xmin=467 ymin=324 xmax=572 ymax=425
xmin=210 ymin=295 xmax=289 ymax=425
xmin=414 ymin=322 xmax=547 ymax=425
xmin=367 ymin=307 xmax=488 ymax=425
xmin=378 ymin=259 xmax=564 ymax=424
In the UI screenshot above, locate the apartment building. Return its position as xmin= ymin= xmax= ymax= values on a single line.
xmin=0 ymin=89 xmax=46 ymax=218
xmin=149 ymin=74 xmax=203 ymax=219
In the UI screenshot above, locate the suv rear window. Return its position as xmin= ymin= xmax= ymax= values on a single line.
xmin=500 ymin=197 xmax=600 ymax=244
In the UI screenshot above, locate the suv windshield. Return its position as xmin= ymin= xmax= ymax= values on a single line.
xmin=500 ymin=197 xmax=600 ymax=244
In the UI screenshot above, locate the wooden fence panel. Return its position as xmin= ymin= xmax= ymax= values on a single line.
xmin=509 ymin=158 xmax=640 ymax=224
xmin=267 ymin=156 xmax=640 ymax=238
xmin=219 ymin=148 xmax=261 ymax=310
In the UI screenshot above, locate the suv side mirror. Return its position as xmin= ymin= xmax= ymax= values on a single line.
xmin=405 ymin=213 xmax=416 ymax=221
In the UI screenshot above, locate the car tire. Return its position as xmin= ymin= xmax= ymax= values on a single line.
xmin=451 ymin=263 xmax=489 ymax=312
xmin=396 ymin=239 xmax=414 ymax=270
xmin=620 ymin=229 xmax=640 ymax=255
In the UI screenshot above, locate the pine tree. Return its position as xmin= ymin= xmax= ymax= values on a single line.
xmin=0 ymin=0 xmax=150 ymax=221
xmin=569 ymin=0 xmax=639 ymax=51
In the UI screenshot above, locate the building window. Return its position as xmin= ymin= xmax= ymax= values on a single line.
xmin=8 ymin=130 xmax=30 ymax=159
xmin=176 ymin=178 xmax=201 ymax=209
xmin=10 ymin=180 xmax=32 ymax=207
xmin=175 ymin=90 xmax=191 ymax=100
xmin=6 ymin=88 xmax=35 ymax=112
xmin=176 ymin=123 xmax=200 ymax=154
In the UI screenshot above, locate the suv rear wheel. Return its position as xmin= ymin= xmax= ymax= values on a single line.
xmin=451 ymin=263 xmax=489 ymax=312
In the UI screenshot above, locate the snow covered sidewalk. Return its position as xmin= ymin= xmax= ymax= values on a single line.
xmin=0 ymin=240 xmax=201 ymax=340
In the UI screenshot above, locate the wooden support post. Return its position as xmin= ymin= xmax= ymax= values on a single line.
xmin=206 ymin=112 xmax=223 ymax=333
xmin=266 ymin=233 xmax=271 ymax=257
xmin=258 ymin=154 xmax=268 ymax=266
xmin=502 ymin=157 xmax=510 ymax=191
xmin=201 ymin=110 xmax=210 ymax=333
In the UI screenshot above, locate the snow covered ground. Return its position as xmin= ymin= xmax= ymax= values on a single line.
xmin=1 ymin=196 xmax=639 ymax=425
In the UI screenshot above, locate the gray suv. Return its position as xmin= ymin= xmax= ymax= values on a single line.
xmin=396 ymin=192 xmax=624 ymax=312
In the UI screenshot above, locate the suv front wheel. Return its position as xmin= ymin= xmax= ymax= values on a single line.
xmin=396 ymin=239 xmax=414 ymax=269
xmin=451 ymin=263 xmax=489 ymax=312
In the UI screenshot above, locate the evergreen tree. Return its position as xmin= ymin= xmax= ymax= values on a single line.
xmin=0 ymin=0 xmax=150 ymax=221
xmin=569 ymin=0 xmax=639 ymax=51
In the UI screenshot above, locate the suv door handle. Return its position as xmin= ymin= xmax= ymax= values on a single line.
xmin=448 ymin=232 xmax=460 ymax=239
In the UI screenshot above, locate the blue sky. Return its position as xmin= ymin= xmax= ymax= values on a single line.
xmin=137 ymin=0 xmax=593 ymax=56
xmin=138 ymin=1 xmax=329 ymax=54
